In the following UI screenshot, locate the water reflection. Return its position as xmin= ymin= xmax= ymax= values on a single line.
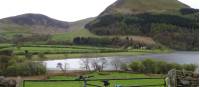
xmin=44 ymin=51 xmax=198 ymax=70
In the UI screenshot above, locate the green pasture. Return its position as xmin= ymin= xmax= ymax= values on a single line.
xmin=0 ymin=43 xmax=167 ymax=60
xmin=52 ymin=29 xmax=98 ymax=42
xmin=24 ymin=72 xmax=165 ymax=87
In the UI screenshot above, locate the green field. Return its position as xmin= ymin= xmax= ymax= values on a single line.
xmin=24 ymin=72 xmax=165 ymax=87
xmin=52 ymin=29 xmax=98 ymax=42
xmin=0 ymin=44 xmax=168 ymax=60
xmin=13 ymin=45 xmax=125 ymax=55
xmin=0 ymin=43 xmax=12 ymax=47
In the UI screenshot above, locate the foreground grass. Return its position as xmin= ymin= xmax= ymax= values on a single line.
xmin=24 ymin=72 xmax=165 ymax=87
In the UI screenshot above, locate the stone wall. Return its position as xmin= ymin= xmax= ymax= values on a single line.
xmin=0 ymin=76 xmax=17 ymax=87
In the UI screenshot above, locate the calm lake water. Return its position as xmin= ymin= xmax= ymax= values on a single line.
xmin=44 ymin=51 xmax=199 ymax=70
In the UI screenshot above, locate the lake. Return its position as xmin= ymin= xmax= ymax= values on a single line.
xmin=44 ymin=51 xmax=199 ymax=70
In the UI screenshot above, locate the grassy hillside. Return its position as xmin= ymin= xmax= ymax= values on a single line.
xmin=52 ymin=18 xmax=98 ymax=42
xmin=52 ymin=28 xmax=98 ymax=42
xmin=0 ymin=15 xmax=97 ymax=43
xmin=0 ymin=23 xmax=32 ymax=39
xmin=0 ymin=13 xmax=70 ymax=38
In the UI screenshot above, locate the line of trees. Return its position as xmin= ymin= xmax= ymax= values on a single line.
xmin=127 ymin=59 xmax=197 ymax=74
xmin=73 ymin=37 xmax=159 ymax=49
xmin=80 ymin=57 xmax=197 ymax=74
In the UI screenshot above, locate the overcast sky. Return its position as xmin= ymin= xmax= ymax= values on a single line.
xmin=0 ymin=0 xmax=199 ymax=22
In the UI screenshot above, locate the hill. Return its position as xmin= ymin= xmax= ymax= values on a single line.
xmin=52 ymin=17 xmax=99 ymax=42
xmin=0 ymin=14 xmax=98 ymax=43
xmin=85 ymin=0 xmax=199 ymax=50
xmin=100 ymin=0 xmax=189 ymax=15
xmin=0 ymin=13 xmax=70 ymax=35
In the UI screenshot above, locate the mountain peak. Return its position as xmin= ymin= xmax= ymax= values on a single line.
xmin=100 ymin=0 xmax=189 ymax=15
xmin=1 ymin=13 xmax=69 ymax=28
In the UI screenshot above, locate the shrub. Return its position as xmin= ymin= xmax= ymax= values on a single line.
xmin=129 ymin=61 xmax=144 ymax=72
xmin=183 ymin=64 xmax=197 ymax=72
xmin=38 ymin=53 xmax=47 ymax=60
xmin=0 ymin=55 xmax=12 ymax=71
xmin=5 ymin=62 xmax=46 ymax=76
xmin=128 ymin=59 xmax=197 ymax=74
xmin=0 ymin=49 xmax=13 ymax=56
xmin=154 ymin=61 xmax=168 ymax=74
xmin=167 ymin=63 xmax=183 ymax=70
xmin=120 ymin=63 xmax=129 ymax=71
xmin=142 ymin=59 xmax=156 ymax=73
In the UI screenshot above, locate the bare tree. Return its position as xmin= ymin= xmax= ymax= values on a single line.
xmin=111 ymin=58 xmax=122 ymax=71
xmin=80 ymin=54 xmax=93 ymax=71
xmin=80 ymin=58 xmax=91 ymax=71
xmin=99 ymin=58 xmax=108 ymax=71
xmin=57 ymin=62 xmax=69 ymax=75
xmin=91 ymin=58 xmax=101 ymax=72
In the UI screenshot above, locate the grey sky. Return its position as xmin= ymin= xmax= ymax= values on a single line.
xmin=0 ymin=0 xmax=199 ymax=22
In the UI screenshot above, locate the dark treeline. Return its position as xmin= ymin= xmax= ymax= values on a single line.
xmin=86 ymin=13 xmax=198 ymax=35
xmin=73 ymin=37 xmax=159 ymax=49
xmin=180 ymin=8 xmax=199 ymax=15
xmin=73 ymin=37 xmax=119 ymax=47
xmin=86 ymin=9 xmax=199 ymax=50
